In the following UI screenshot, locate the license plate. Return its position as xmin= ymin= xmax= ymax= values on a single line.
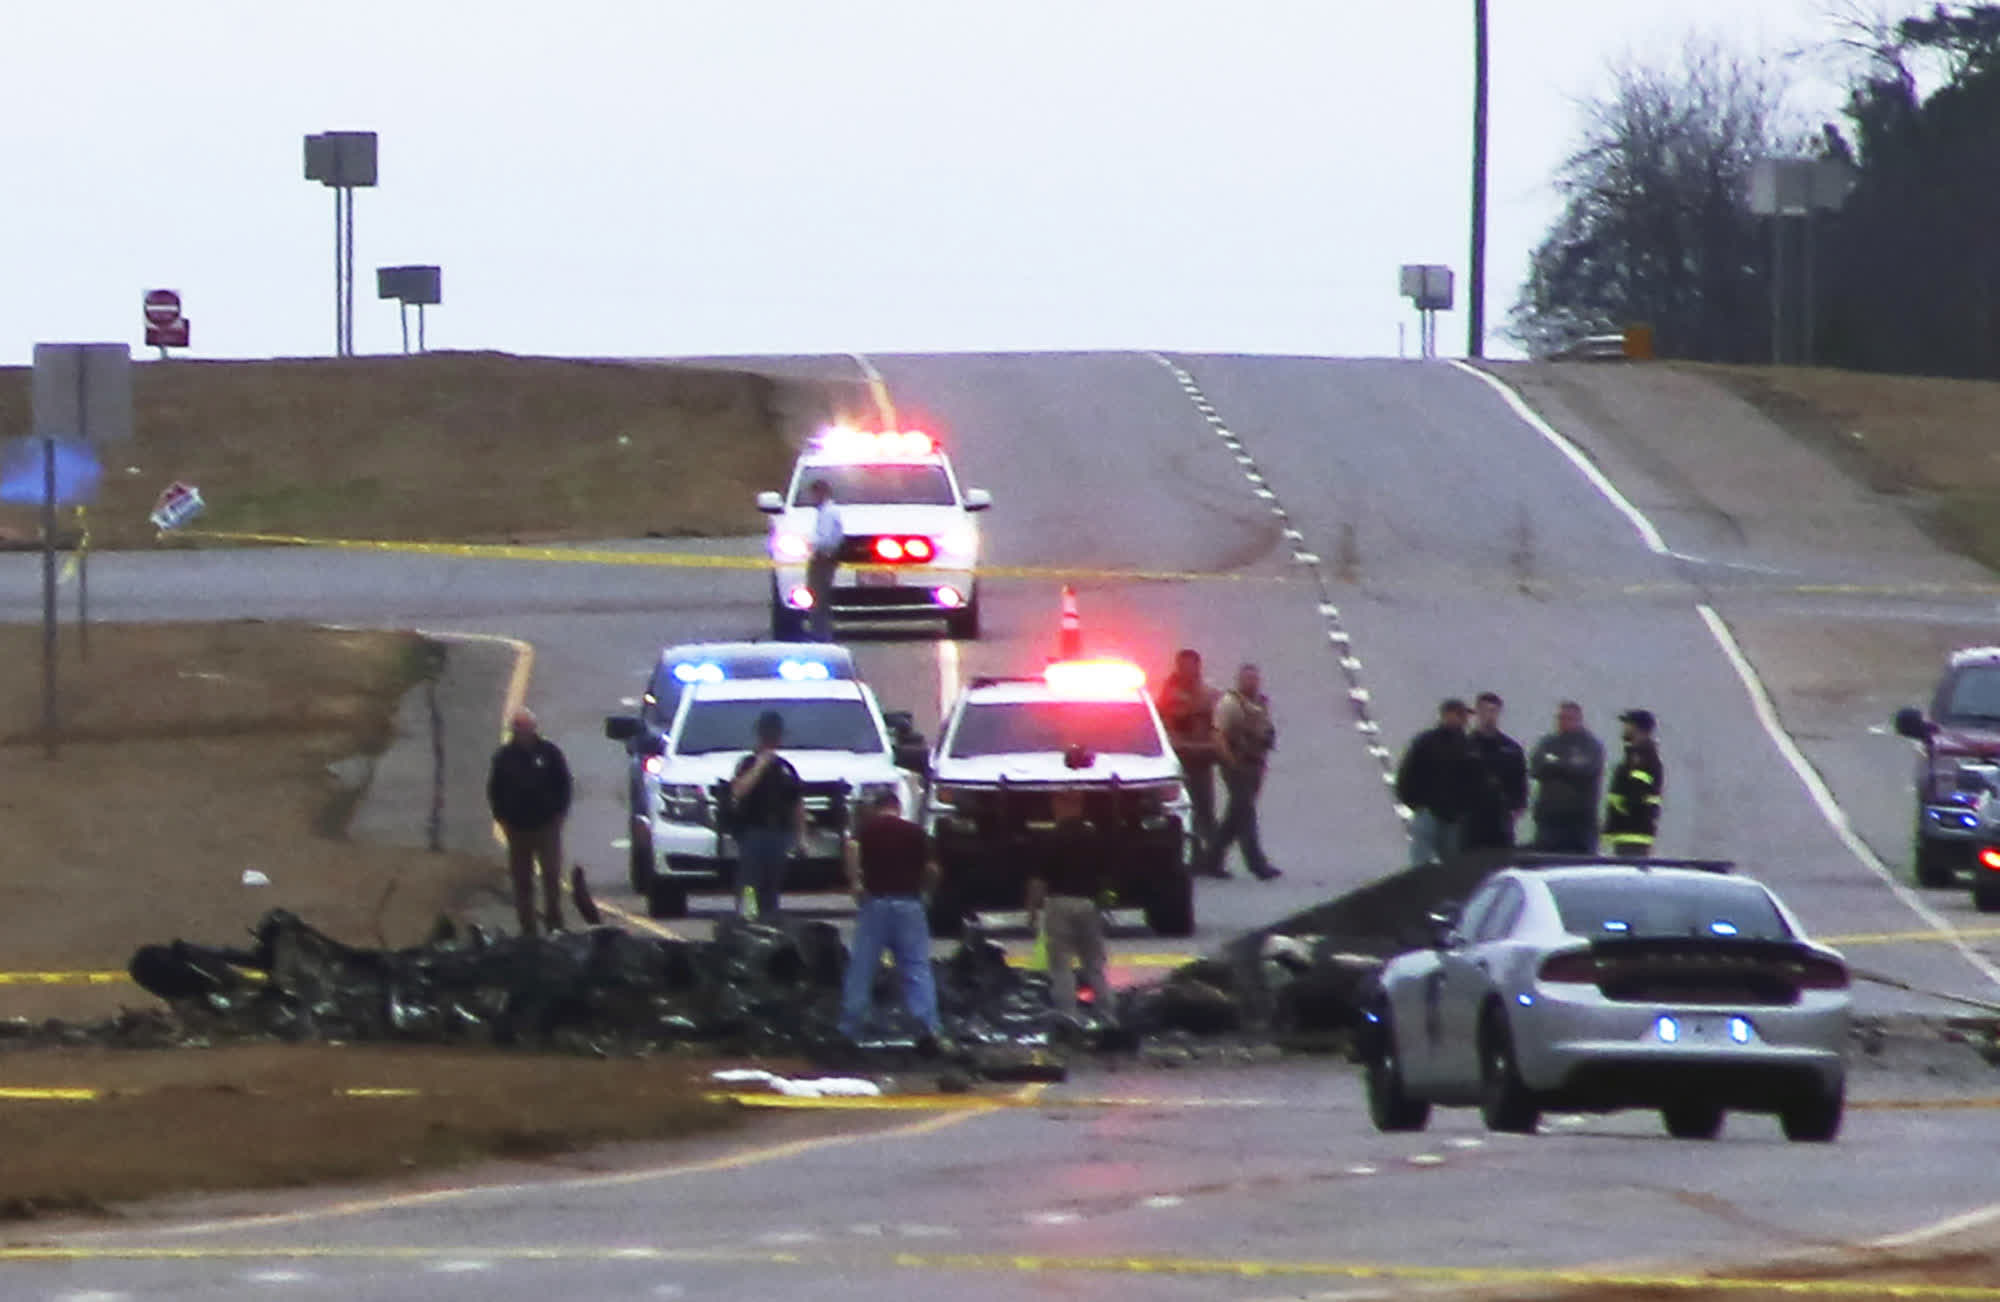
xmin=858 ymin=569 xmax=897 ymax=587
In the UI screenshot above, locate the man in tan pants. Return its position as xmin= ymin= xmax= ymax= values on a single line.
xmin=1025 ymin=788 xmax=1109 ymax=1024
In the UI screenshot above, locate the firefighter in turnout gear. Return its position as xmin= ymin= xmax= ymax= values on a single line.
xmin=1602 ymin=708 xmax=1663 ymax=856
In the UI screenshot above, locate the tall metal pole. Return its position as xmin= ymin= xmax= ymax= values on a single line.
xmin=40 ymin=435 xmax=57 ymax=759
xmin=1468 ymin=0 xmax=1490 ymax=358
xmin=333 ymin=188 xmax=345 ymax=356
xmin=344 ymin=185 xmax=356 ymax=355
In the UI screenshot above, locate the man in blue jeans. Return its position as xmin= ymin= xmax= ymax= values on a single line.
xmin=838 ymin=789 xmax=942 ymax=1044
xmin=729 ymin=710 xmax=806 ymax=920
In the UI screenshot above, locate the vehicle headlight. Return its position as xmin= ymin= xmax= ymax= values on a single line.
xmin=1136 ymin=780 xmax=1187 ymax=812
xmin=772 ymin=531 xmax=810 ymax=563
xmin=938 ymin=526 xmax=978 ymax=563
xmin=659 ymin=783 xmax=712 ymax=824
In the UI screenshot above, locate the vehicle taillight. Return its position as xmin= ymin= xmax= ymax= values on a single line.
xmin=1979 ymin=847 xmax=2000 ymax=873
xmin=904 ymin=536 xmax=934 ymax=561
xmin=871 ymin=536 xmax=934 ymax=562
xmin=1794 ymin=956 xmax=1849 ymax=990
xmin=874 ymin=537 xmax=905 ymax=561
xmin=1537 ymin=951 xmax=1599 ymax=983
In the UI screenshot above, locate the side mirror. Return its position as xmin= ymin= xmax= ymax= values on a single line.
xmin=755 ymin=491 xmax=785 ymax=514
xmin=1894 ymin=706 xmax=1935 ymax=742
xmin=604 ymin=715 xmax=641 ymax=743
xmin=963 ymin=488 xmax=992 ymax=512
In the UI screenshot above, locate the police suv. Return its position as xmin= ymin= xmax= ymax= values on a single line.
xmin=605 ymin=644 xmax=925 ymax=918
xmin=918 ymin=658 xmax=1196 ymax=937
xmin=757 ymin=426 xmax=991 ymax=639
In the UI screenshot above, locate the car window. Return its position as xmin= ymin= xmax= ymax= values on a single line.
xmin=947 ymin=701 xmax=1163 ymax=759
xmin=1548 ymin=876 xmax=1793 ymax=941
xmin=792 ymin=464 xmax=954 ymax=506
xmin=1455 ymin=879 xmax=1505 ymax=944
xmin=675 ymin=699 xmax=883 ymax=755
xmin=1474 ymin=880 xmax=1525 ymax=943
xmin=1942 ymin=665 xmax=2000 ymax=722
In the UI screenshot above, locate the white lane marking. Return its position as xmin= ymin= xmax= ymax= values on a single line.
xmin=430 ymin=1260 xmax=493 ymax=1273
xmin=1028 ymin=1210 xmax=1082 ymax=1226
xmin=58 ymin=1293 xmax=133 ymax=1302
xmin=848 ymin=352 xmax=898 ymax=427
xmin=1407 ymin=1154 xmax=1445 ymax=1166
xmin=651 ymin=1286 xmax=689 ymax=1299
xmin=1448 ymin=361 xmax=1668 ymax=555
xmin=848 ymin=1223 xmax=886 ymax=1237
xmin=895 ymin=1224 xmax=959 ymax=1238
xmin=936 ymin=635 xmax=960 ymax=723
xmin=1465 ymin=363 xmax=1998 ymax=988
xmin=247 ymin=1269 xmax=312 ymax=1282
xmin=1294 ymin=552 xmax=1321 ymax=565
xmin=619 ymin=695 xmax=639 ymax=707
xmin=1141 ymin=1195 xmax=1186 ymax=1209
xmin=761 ymin=1230 xmax=822 ymax=1245
xmin=1666 ymin=548 xmax=1801 ymax=576
xmin=611 ymin=1247 xmax=666 ymax=1259
xmin=1445 ymin=1137 xmax=1484 ymax=1149
xmin=1345 ymin=1164 xmax=1378 ymax=1176
xmin=1871 ymin=1199 xmax=2000 ymax=1248
xmin=1699 ymin=603 xmax=2000 ymax=986
xmin=611 ymin=837 xmax=631 ymax=850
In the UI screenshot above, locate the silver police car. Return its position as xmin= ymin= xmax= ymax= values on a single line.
xmin=1361 ymin=862 xmax=1850 ymax=1142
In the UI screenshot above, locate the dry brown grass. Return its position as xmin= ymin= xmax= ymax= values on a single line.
xmin=1690 ymin=363 xmax=2000 ymax=569
xmin=0 ymin=352 xmax=795 ymax=549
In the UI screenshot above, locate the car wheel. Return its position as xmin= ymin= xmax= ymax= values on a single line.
xmin=646 ymin=877 xmax=688 ymax=920
xmin=1779 ymin=1078 xmax=1844 ymax=1142
xmin=1478 ymin=1011 xmax=1540 ymax=1134
xmin=946 ymin=595 xmax=980 ymax=640
xmin=1913 ymin=827 xmax=1957 ymax=888
xmin=1365 ymin=1010 xmax=1432 ymax=1133
xmin=628 ymin=821 xmax=656 ymax=895
xmin=1142 ymin=870 xmax=1195 ymax=937
xmin=1661 ymin=1099 xmax=1726 ymax=1140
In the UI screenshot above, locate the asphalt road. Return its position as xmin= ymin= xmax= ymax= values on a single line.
xmin=7 ymin=352 xmax=2000 ymax=1300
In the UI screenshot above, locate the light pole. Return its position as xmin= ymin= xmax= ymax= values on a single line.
xmin=1468 ymin=0 xmax=1489 ymax=358
xmin=304 ymin=132 xmax=379 ymax=357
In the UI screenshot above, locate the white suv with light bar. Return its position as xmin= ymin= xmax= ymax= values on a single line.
xmin=917 ymin=658 xmax=1196 ymax=937
xmin=607 ymin=674 xmax=926 ymax=919
xmin=757 ymin=426 xmax=991 ymax=639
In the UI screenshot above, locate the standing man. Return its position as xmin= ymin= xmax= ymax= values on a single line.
xmin=1603 ymin=709 xmax=1664 ymax=858
xmin=730 ymin=709 xmax=807 ymax=919
xmin=1026 ymin=788 xmax=1111 ymax=1024
xmin=1461 ymin=691 xmax=1528 ymax=852
xmin=805 ymin=477 xmax=844 ymax=643
xmin=486 ymin=708 xmax=573 ymax=938
xmin=1202 ymin=663 xmax=1283 ymax=881
xmin=1395 ymin=699 xmax=1475 ymax=865
xmin=839 ymin=790 xmax=943 ymax=1044
xmin=1156 ymin=648 xmax=1220 ymax=860
xmin=1529 ymin=700 xmax=1605 ymax=853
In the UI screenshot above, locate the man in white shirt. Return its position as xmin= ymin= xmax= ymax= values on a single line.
xmin=806 ymin=478 xmax=844 ymax=642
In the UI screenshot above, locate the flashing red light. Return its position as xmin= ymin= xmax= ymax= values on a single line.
xmin=787 ymin=585 xmax=815 ymax=609
xmin=1980 ymin=847 xmax=2000 ymax=873
xmin=1043 ymin=658 xmax=1146 ymax=696
xmin=874 ymin=537 xmax=905 ymax=561
xmin=904 ymin=536 xmax=934 ymax=561
xmin=814 ymin=426 xmax=936 ymax=460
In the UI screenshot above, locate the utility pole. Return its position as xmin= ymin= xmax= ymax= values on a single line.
xmin=1468 ymin=0 xmax=1490 ymax=358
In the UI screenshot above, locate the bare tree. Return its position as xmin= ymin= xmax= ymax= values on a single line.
xmin=1510 ymin=36 xmax=1802 ymax=360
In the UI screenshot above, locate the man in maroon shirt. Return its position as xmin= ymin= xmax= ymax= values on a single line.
xmin=838 ymin=790 xmax=942 ymax=1042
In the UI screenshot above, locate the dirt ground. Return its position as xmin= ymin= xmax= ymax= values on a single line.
xmin=1691 ymin=363 xmax=2000 ymax=571
xmin=0 ymin=352 xmax=801 ymax=549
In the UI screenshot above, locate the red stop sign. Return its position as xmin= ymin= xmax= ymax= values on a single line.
xmin=143 ymin=289 xmax=181 ymax=327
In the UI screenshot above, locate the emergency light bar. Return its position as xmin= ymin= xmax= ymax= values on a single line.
xmin=673 ymin=661 xmax=726 ymax=684
xmin=813 ymin=426 xmax=937 ymax=460
xmin=777 ymin=658 xmax=831 ymax=681
xmin=1043 ymin=658 xmax=1146 ymax=696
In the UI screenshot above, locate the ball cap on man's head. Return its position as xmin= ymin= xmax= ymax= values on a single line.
xmin=755 ymin=709 xmax=785 ymax=741
xmin=1439 ymin=697 xmax=1470 ymax=716
xmin=1619 ymin=708 xmax=1656 ymax=732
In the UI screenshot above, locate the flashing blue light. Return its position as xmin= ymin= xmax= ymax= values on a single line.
xmin=1710 ymin=920 xmax=1740 ymax=937
xmin=1729 ymin=1017 xmax=1752 ymax=1044
xmin=1603 ymin=919 xmax=1630 ymax=932
xmin=673 ymin=661 xmax=725 ymax=684
xmin=1655 ymin=1015 xmax=1680 ymax=1044
xmin=1516 ymin=992 xmax=1534 ymax=1007
xmin=778 ymin=658 xmax=830 ymax=681
xmin=1960 ymin=813 xmax=1982 ymax=829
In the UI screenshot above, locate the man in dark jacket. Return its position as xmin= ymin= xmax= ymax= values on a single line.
xmin=1156 ymin=648 xmax=1219 ymax=855
xmin=1529 ymin=700 xmax=1605 ymax=853
xmin=1603 ymin=709 xmax=1664 ymax=857
xmin=1461 ymin=691 xmax=1528 ymax=851
xmin=486 ymin=708 xmax=573 ymax=937
xmin=729 ymin=709 xmax=807 ymax=919
xmin=1395 ymin=698 xmax=1475 ymax=865
xmin=1026 ymin=788 xmax=1110 ymax=1023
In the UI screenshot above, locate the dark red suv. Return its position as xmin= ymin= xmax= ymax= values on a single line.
xmin=1894 ymin=645 xmax=2000 ymax=908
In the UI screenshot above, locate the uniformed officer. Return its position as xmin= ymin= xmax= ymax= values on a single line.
xmin=1602 ymin=708 xmax=1664 ymax=857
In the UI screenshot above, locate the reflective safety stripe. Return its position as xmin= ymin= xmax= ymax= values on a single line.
xmin=1605 ymin=835 xmax=1654 ymax=849
xmin=1629 ymin=772 xmax=1656 ymax=787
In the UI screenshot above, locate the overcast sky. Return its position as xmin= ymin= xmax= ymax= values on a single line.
xmin=1 ymin=1 xmax=1906 ymax=366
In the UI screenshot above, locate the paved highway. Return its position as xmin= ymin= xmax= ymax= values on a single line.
xmin=7 ymin=352 xmax=2000 ymax=1300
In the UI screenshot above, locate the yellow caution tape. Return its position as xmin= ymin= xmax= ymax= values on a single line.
xmin=0 ymin=1087 xmax=99 ymax=1102
xmin=0 ymin=970 xmax=131 ymax=985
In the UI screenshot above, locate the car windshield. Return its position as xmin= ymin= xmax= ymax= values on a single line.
xmin=675 ymin=699 xmax=883 ymax=755
xmin=1944 ymin=665 xmax=2000 ymax=721
xmin=793 ymin=464 xmax=954 ymax=506
xmin=947 ymin=700 xmax=1162 ymax=759
xmin=1548 ymin=876 xmax=1794 ymax=941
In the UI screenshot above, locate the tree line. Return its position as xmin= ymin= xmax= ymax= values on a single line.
xmin=1511 ymin=3 xmax=2000 ymax=378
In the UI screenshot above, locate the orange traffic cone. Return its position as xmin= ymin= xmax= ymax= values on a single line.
xmin=1058 ymin=584 xmax=1082 ymax=659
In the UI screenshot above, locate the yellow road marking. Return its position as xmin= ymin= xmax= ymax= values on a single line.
xmin=0 ymin=1087 xmax=100 ymax=1101
xmin=1826 ymin=926 xmax=2000 ymax=947
xmin=0 ymin=970 xmax=129 ymax=985
xmin=3 ymin=1242 xmax=1995 ymax=1294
